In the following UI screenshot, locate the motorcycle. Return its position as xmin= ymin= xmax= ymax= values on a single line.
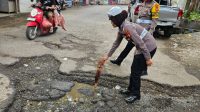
xmin=26 ymin=4 xmax=57 ymax=40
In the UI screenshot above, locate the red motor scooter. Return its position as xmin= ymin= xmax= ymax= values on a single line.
xmin=26 ymin=4 xmax=57 ymax=40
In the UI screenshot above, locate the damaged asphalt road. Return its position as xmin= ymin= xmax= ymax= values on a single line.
xmin=0 ymin=55 xmax=199 ymax=112
xmin=0 ymin=5 xmax=200 ymax=112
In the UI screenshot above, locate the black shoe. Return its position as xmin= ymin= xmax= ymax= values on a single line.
xmin=110 ymin=60 xmax=121 ymax=66
xmin=125 ymin=95 xmax=140 ymax=103
xmin=119 ymin=89 xmax=131 ymax=96
xmin=53 ymin=27 xmax=58 ymax=32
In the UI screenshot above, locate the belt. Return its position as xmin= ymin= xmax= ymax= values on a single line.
xmin=136 ymin=19 xmax=152 ymax=24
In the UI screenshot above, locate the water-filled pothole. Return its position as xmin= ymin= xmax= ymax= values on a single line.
xmin=24 ymin=82 xmax=97 ymax=112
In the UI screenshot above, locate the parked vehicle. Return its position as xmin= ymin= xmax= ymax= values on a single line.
xmin=96 ymin=0 xmax=104 ymax=5
xmin=156 ymin=0 xmax=183 ymax=37
xmin=128 ymin=0 xmax=183 ymax=37
xmin=57 ymin=0 xmax=65 ymax=10
xmin=128 ymin=0 xmax=142 ymax=22
xmin=89 ymin=0 xmax=96 ymax=5
xmin=65 ymin=0 xmax=73 ymax=8
xmin=26 ymin=4 xmax=57 ymax=40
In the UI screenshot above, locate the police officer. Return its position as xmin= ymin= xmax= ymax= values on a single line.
xmin=99 ymin=6 xmax=157 ymax=103
xmin=110 ymin=0 xmax=159 ymax=70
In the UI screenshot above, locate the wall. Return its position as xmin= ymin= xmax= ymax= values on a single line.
xmin=118 ymin=0 xmax=129 ymax=5
xmin=171 ymin=0 xmax=187 ymax=10
xmin=19 ymin=0 xmax=37 ymax=12
xmin=177 ymin=0 xmax=187 ymax=10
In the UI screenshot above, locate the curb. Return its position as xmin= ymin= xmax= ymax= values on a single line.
xmin=0 ymin=73 xmax=15 ymax=112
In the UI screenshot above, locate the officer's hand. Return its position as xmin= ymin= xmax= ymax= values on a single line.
xmin=146 ymin=59 xmax=153 ymax=66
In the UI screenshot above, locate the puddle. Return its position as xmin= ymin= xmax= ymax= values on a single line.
xmin=67 ymin=82 xmax=95 ymax=101
xmin=24 ymin=82 xmax=96 ymax=111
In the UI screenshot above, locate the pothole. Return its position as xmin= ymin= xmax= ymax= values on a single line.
xmin=60 ymin=34 xmax=98 ymax=52
xmin=43 ymin=42 xmax=66 ymax=50
xmin=60 ymin=34 xmax=101 ymax=44
xmin=0 ymin=55 xmax=199 ymax=112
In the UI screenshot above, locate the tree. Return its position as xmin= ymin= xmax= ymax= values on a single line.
xmin=194 ymin=0 xmax=200 ymax=12
xmin=186 ymin=0 xmax=198 ymax=17
xmin=185 ymin=0 xmax=191 ymax=10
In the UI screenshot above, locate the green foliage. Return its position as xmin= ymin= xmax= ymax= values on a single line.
xmin=183 ymin=10 xmax=188 ymax=17
xmin=189 ymin=12 xmax=200 ymax=21
xmin=184 ymin=11 xmax=200 ymax=21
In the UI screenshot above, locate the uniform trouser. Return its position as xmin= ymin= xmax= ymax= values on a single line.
xmin=116 ymin=41 xmax=134 ymax=63
xmin=128 ymin=48 xmax=157 ymax=96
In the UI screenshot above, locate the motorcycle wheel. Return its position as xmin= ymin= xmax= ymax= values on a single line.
xmin=26 ymin=26 xmax=38 ymax=40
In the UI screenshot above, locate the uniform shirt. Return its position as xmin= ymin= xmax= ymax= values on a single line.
xmin=138 ymin=0 xmax=159 ymax=20
xmin=108 ymin=21 xmax=157 ymax=60
xmin=137 ymin=0 xmax=160 ymax=33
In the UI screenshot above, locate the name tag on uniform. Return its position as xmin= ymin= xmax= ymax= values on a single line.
xmin=136 ymin=19 xmax=152 ymax=24
xmin=140 ymin=29 xmax=148 ymax=39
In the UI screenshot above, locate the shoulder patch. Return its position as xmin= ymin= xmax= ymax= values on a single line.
xmin=152 ymin=3 xmax=160 ymax=13
xmin=123 ymin=28 xmax=131 ymax=40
